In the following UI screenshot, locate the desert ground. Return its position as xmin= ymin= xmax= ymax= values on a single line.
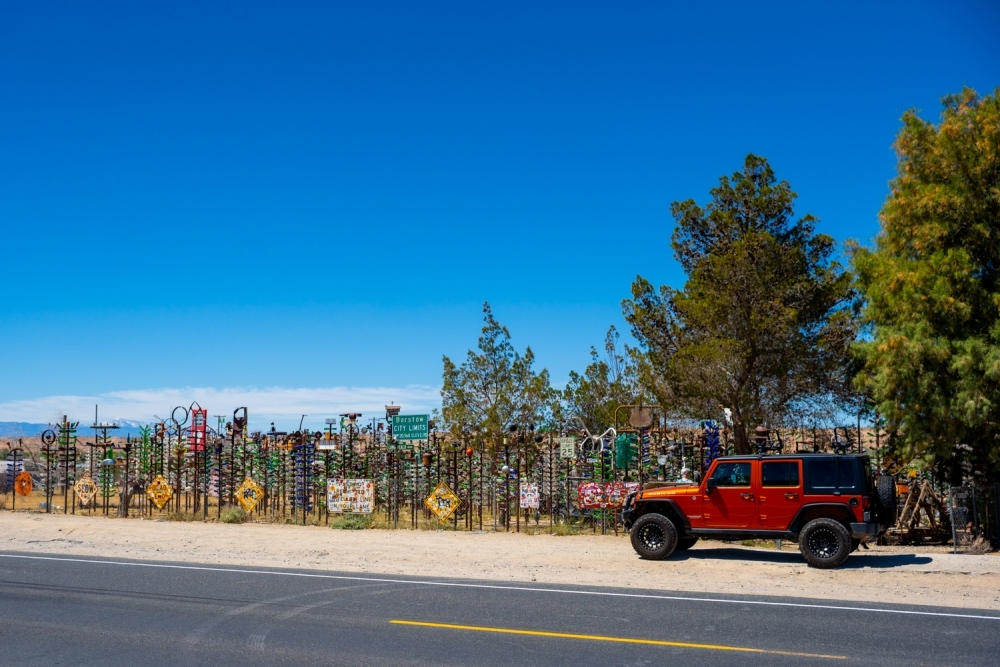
xmin=2 ymin=510 xmax=998 ymax=611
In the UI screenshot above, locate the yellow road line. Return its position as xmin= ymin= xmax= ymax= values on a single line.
xmin=390 ymin=620 xmax=846 ymax=660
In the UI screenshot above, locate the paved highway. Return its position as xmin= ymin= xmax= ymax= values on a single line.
xmin=1 ymin=551 xmax=997 ymax=666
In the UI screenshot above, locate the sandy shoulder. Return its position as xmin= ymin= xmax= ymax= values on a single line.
xmin=1 ymin=511 xmax=998 ymax=611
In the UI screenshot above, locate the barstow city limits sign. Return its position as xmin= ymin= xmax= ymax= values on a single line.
xmin=393 ymin=414 xmax=429 ymax=441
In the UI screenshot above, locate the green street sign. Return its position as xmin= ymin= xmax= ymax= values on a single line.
xmin=393 ymin=414 xmax=429 ymax=441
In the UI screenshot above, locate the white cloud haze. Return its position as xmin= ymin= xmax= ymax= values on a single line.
xmin=0 ymin=385 xmax=442 ymax=430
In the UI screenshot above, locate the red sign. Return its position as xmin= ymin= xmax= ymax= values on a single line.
xmin=189 ymin=408 xmax=207 ymax=452
xmin=577 ymin=481 xmax=640 ymax=509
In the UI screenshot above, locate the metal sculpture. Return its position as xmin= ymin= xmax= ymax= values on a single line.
xmin=56 ymin=417 xmax=78 ymax=514
xmin=41 ymin=429 xmax=57 ymax=512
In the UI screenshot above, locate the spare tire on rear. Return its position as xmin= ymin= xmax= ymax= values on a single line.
xmin=874 ymin=475 xmax=897 ymax=528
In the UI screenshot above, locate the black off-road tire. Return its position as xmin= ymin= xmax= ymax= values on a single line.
xmin=630 ymin=513 xmax=678 ymax=560
xmin=799 ymin=518 xmax=852 ymax=569
xmin=675 ymin=537 xmax=698 ymax=551
xmin=874 ymin=475 xmax=897 ymax=528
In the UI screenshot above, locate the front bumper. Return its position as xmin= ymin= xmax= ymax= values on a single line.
xmin=849 ymin=521 xmax=880 ymax=539
xmin=621 ymin=493 xmax=637 ymax=530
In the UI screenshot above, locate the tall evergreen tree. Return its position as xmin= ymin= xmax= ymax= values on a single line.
xmin=624 ymin=155 xmax=856 ymax=452
xmin=441 ymin=303 xmax=555 ymax=439
xmin=563 ymin=326 xmax=643 ymax=433
xmin=852 ymin=88 xmax=1000 ymax=481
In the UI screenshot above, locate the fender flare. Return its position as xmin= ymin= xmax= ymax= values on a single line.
xmin=788 ymin=502 xmax=855 ymax=534
xmin=633 ymin=499 xmax=690 ymax=531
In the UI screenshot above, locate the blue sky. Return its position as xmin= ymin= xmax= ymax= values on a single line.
xmin=1 ymin=1 xmax=997 ymax=429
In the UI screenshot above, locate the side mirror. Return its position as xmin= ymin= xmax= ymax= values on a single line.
xmin=706 ymin=478 xmax=718 ymax=493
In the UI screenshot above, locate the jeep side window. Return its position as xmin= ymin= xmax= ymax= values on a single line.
xmin=807 ymin=460 xmax=837 ymax=489
xmin=710 ymin=462 xmax=751 ymax=487
xmin=762 ymin=461 xmax=799 ymax=487
xmin=837 ymin=459 xmax=858 ymax=491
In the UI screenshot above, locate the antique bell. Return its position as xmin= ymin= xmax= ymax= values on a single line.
xmin=421 ymin=451 xmax=433 ymax=466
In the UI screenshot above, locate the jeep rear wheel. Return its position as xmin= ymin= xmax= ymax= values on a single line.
xmin=630 ymin=513 xmax=678 ymax=560
xmin=799 ymin=518 xmax=851 ymax=569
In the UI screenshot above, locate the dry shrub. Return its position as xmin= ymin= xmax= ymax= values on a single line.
xmin=220 ymin=506 xmax=249 ymax=524
xmin=330 ymin=514 xmax=374 ymax=530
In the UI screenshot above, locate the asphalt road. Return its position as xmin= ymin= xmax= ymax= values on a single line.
xmin=1 ymin=551 xmax=997 ymax=667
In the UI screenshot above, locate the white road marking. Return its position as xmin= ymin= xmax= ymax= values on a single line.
xmin=2 ymin=553 xmax=998 ymax=621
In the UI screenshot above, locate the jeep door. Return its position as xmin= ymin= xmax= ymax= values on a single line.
xmin=702 ymin=461 xmax=758 ymax=528
xmin=757 ymin=460 xmax=802 ymax=530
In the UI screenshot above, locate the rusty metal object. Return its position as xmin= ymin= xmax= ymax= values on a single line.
xmin=888 ymin=479 xmax=952 ymax=544
xmin=629 ymin=407 xmax=653 ymax=429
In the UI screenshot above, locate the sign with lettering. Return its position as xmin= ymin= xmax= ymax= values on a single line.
xmin=558 ymin=437 xmax=576 ymax=459
xmin=328 ymin=479 xmax=374 ymax=514
xmin=519 ymin=482 xmax=540 ymax=509
xmin=393 ymin=414 xmax=429 ymax=441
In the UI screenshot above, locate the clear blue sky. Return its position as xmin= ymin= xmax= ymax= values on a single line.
xmin=1 ymin=1 xmax=997 ymax=427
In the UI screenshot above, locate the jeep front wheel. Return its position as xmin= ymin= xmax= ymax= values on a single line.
xmin=630 ymin=513 xmax=678 ymax=560
xmin=799 ymin=518 xmax=851 ymax=569
xmin=675 ymin=537 xmax=698 ymax=551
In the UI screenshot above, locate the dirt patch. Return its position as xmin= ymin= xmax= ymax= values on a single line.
xmin=2 ymin=511 xmax=998 ymax=610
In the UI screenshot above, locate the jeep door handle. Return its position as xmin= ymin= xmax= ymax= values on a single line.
xmin=740 ymin=493 xmax=754 ymax=501
xmin=784 ymin=493 xmax=799 ymax=500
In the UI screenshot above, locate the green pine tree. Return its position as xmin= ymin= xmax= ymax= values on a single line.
xmin=624 ymin=155 xmax=856 ymax=452
xmin=852 ymin=87 xmax=1000 ymax=481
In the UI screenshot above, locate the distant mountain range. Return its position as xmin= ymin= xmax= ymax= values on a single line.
xmin=0 ymin=421 xmax=151 ymax=437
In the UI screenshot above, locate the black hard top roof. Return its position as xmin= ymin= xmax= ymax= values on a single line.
xmin=717 ymin=453 xmax=870 ymax=460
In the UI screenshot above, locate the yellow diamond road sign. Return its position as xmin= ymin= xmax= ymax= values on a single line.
xmin=424 ymin=481 xmax=461 ymax=522
xmin=236 ymin=477 xmax=265 ymax=513
xmin=145 ymin=475 xmax=174 ymax=510
xmin=74 ymin=475 xmax=98 ymax=505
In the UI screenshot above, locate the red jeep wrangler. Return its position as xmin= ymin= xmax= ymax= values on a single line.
xmin=621 ymin=454 xmax=896 ymax=568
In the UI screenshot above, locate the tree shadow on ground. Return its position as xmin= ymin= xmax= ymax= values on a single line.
xmin=668 ymin=547 xmax=933 ymax=569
